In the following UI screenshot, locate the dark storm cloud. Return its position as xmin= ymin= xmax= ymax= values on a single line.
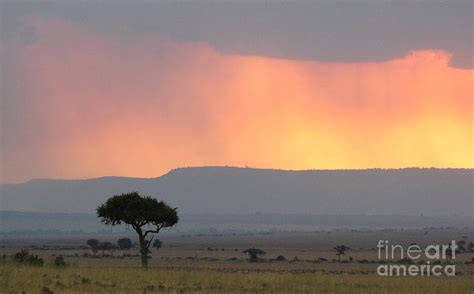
xmin=1 ymin=1 xmax=472 ymax=68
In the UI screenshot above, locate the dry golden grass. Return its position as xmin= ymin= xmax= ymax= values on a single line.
xmin=1 ymin=264 xmax=473 ymax=294
xmin=2 ymin=229 xmax=473 ymax=293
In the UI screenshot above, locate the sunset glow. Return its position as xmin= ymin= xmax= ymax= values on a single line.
xmin=1 ymin=18 xmax=472 ymax=183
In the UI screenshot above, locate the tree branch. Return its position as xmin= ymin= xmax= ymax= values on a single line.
xmin=146 ymin=235 xmax=155 ymax=250
xmin=143 ymin=229 xmax=159 ymax=238
xmin=143 ymin=224 xmax=164 ymax=237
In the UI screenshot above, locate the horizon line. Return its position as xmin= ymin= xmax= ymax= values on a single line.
xmin=0 ymin=209 xmax=472 ymax=219
xmin=2 ymin=165 xmax=472 ymax=185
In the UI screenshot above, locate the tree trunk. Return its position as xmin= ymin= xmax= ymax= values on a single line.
xmin=137 ymin=232 xmax=148 ymax=269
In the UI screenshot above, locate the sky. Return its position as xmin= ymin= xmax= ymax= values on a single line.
xmin=1 ymin=1 xmax=473 ymax=183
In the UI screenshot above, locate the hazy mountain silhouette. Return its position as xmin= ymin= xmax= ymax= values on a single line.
xmin=1 ymin=167 xmax=472 ymax=216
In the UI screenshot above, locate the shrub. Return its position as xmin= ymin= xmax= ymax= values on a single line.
xmin=86 ymin=239 xmax=99 ymax=248
xmin=96 ymin=242 xmax=116 ymax=255
xmin=54 ymin=255 xmax=68 ymax=267
xmin=87 ymin=239 xmax=100 ymax=255
xmin=152 ymin=239 xmax=162 ymax=250
xmin=117 ymin=238 xmax=133 ymax=250
xmin=13 ymin=249 xmax=44 ymax=266
xmin=276 ymin=255 xmax=286 ymax=261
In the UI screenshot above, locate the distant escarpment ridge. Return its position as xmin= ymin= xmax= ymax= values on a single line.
xmin=1 ymin=167 xmax=472 ymax=216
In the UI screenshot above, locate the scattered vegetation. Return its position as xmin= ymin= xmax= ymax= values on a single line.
xmin=53 ymin=255 xmax=68 ymax=267
xmin=468 ymin=242 xmax=474 ymax=252
xmin=12 ymin=249 xmax=44 ymax=266
xmin=117 ymin=238 xmax=133 ymax=250
xmin=152 ymin=239 xmax=162 ymax=251
xmin=242 ymin=248 xmax=266 ymax=262
xmin=86 ymin=239 xmax=99 ymax=248
xmin=334 ymin=245 xmax=350 ymax=262
xmin=276 ymin=255 xmax=286 ymax=261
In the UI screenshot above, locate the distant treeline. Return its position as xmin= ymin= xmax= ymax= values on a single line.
xmin=1 ymin=210 xmax=472 ymax=236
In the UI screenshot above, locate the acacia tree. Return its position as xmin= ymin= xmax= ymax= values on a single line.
xmin=468 ymin=242 xmax=474 ymax=252
xmin=334 ymin=245 xmax=350 ymax=262
xmin=117 ymin=238 xmax=133 ymax=250
xmin=97 ymin=192 xmax=178 ymax=268
xmin=152 ymin=239 xmax=163 ymax=251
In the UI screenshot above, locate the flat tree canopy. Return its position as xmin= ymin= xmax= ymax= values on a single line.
xmin=97 ymin=192 xmax=178 ymax=268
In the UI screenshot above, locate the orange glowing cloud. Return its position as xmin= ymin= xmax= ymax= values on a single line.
xmin=1 ymin=18 xmax=472 ymax=183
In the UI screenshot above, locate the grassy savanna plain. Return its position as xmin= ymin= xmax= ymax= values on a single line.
xmin=1 ymin=229 xmax=473 ymax=293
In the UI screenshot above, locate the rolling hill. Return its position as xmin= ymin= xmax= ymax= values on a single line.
xmin=1 ymin=167 xmax=472 ymax=216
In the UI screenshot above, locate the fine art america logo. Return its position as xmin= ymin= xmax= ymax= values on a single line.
xmin=377 ymin=240 xmax=457 ymax=277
